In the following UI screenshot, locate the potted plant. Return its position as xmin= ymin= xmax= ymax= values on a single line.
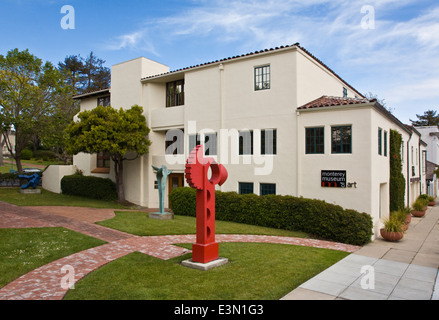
xmin=380 ymin=216 xmax=404 ymax=242
xmin=390 ymin=210 xmax=410 ymax=232
xmin=428 ymin=196 xmax=436 ymax=207
xmin=417 ymin=194 xmax=429 ymax=210
xmin=411 ymin=199 xmax=426 ymax=217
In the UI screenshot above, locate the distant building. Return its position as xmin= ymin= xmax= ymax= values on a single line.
xmin=415 ymin=126 xmax=439 ymax=197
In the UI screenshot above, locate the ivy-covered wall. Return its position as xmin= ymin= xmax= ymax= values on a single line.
xmin=389 ymin=129 xmax=406 ymax=211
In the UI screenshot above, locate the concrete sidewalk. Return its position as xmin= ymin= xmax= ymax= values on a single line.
xmin=282 ymin=202 xmax=439 ymax=300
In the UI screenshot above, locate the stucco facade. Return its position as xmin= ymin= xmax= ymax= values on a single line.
xmin=47 ymin=44 xmax=429 ymax=240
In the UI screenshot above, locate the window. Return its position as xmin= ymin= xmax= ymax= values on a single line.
xmin=165 ymin=129 xmax=184 ymax=155
xmin=331 ymin=126 xmax=352 ymax=154
xmin=260 ymin=183 xmax=276 ymax=196
xmin=188 ymin=133 xmax=217 ymax=155
xmin=204 ymin=133 xmax=217 ymax=156
xmin=378 ymin=128 xmax=382 ymax=155
xmin=97 ymin=152 xmax=111 ymax=168
xmin=384 ymin=131 xmax=388 ymax=157
xmin=343 ymin=87 xmax=348 ymax=98
xmin=254 ymin=65 xmax=270 ymax=91
xmin=306 ymin=127 xmax=324 ymax=154
xmin=239 ymin=130 xmax=253 ymax=155
xmin=261 ymin=129 xmax=277 ymax=155
xmin=97 ymin=96 xmax=110 ymax=107
xmin=239 ymin=182 xmax=254 ymax=195
xmin=166 ymin=80 xmax=184 ymax=107
xmin=188 ymin=134 xmax=201 ymax=153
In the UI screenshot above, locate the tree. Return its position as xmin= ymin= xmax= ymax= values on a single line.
xmin=65 ymin=105 xmax=151 ymax=203
xmin=364 ymin=92 xmax=394 ymax=114
xmin=0 ymin=48 xmax=71 ymax=173
xmin=410 ymin=110 xmax=439 ymax=127
xmin=58 ymin=51 xmax=111 ymax=94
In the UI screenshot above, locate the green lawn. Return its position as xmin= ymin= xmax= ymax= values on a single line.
xmin=0 ymin=160 xmax=60 ymax=173
xmin=0 ymin=188 xmax=134 ymax=209
xmin=98 ymin=211 xmax=308 ymax=237
xmin=0 ymin=228 xmax=106 ymax=289
xmin=0 ymin=188 xmax=350 ymax=300
xmin=64 ymin=243 xmax=349 ymax=300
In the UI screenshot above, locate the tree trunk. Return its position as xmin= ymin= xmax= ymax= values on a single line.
xmin=0 ymin=137 xmax=4 ymax=166
xmin=114 ymin=156 xmax=125 ymax=203
xmin=15 ymin=154 xmax=23 ymax=174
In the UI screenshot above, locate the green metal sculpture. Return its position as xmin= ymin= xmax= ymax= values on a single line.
xmin=152 ymin=165 xmax=173 ymax=214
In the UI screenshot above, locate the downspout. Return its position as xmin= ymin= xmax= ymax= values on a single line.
xmin=219 ymin=63 xmax=225 ymax=191
xmin=296 ymin=111 xmax=301 ymax=197
xmin=418 ymin=140 xmax=422 ymax=196
xmin=406 ymin=132 xmax=412 ymax=208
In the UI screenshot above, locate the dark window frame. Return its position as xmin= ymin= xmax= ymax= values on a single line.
xmin=378 ymin=128 xmax=383 ymax=155
xmin=239 ymin=182 xmax=254 ymax=195
xmin=166 ymin=80 xmax=185 ymax=108
xmin=384 ymin=131 xmax=388 ymax=157
xmin=97 ymin=151 xmax=111 ymax=168
xmin=261 ymin=129 xmax=277 ymax=155
xmin=239 ymin=130 xmax=253 ymax=155
xmin=260 ymin=183 xmax=276 ymax=196
xmin=97 ymin=95 xmax=111 ymax=107
xmin=306 ymin=127 xmax=325 ymax=154
xmin=254 ymin=65 xmax=270 ymax=91
xmin=331 ymin=126 xmax=352 ymax=154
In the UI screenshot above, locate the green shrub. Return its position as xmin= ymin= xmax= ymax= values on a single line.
xmin=21 ymin=149 xmax=33 ymax=160
xmin=61 ymin=174 xmax=117 ymax=201
xmin=169 ymin=187 xmax=373 ymax=246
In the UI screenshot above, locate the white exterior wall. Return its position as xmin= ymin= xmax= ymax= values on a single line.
xmin=416 ymin=126 xmax=439 ymax=165
xmin=59 ymin=45 xmax=427 ymax=239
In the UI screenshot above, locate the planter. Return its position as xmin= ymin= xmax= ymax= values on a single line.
xmin=428 ymin=201 xmax=436 ymax=207
xmin=411 ymin=210 xmax=426 ymax=218
xmin=380 ymin=228 xmax=404 ymax=242
xmin=405 ymin=214 xmax=412 ymax=225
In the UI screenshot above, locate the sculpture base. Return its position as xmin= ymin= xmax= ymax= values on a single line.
xmin=148 ymin=212 xmax=174 ymax=220
xmin=20 ymin=189 xmax=41 ymax=194
xmin=181 ymin=257 xmax=229 ymax=271
xmin=192 ymin=242 xmax=219 ymax=264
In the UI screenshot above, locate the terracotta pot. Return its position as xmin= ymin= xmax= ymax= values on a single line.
xmin=405 ymin=214 xmax=411 ymax=225
xmin=380 ymin=229 xmax=404 ymax=242
xmin=411 ymin=210 xmax=426 ymax=217
xmin=428 ymin=201 xmax=436 ymax=207
xmin=401 ymin=224 xmax=408 ymax=232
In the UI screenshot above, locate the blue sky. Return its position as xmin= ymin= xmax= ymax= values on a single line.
xmin=1 ymin=0 xmax=438 ymax=123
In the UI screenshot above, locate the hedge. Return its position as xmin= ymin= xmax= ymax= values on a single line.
xmin=61 ymin=174 xmax=117 ymax=201
xmin=169 ymin=187 xmax=373 ymax=246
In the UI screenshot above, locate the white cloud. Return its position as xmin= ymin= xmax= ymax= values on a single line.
xmin=102 ymin=0 xmax=438 ymax=121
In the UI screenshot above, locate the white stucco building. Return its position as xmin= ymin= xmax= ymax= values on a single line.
xmin=415 ymin=126 xmax=439 ymax=197
xmin=43 ymin=44 xmax=428 ymax=238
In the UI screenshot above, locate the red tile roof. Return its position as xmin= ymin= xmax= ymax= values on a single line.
xmin=298 ymin=96 xmax=373 ymax=110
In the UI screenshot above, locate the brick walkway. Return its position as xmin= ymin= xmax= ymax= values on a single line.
xmin=0 ymin=201 xmax=360 ymax=300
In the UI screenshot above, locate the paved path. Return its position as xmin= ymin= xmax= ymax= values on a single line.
xmin=282 ymin=202 xmax=439 ymax=300
xmin=0 ymin=202 xmax=359 ymax=300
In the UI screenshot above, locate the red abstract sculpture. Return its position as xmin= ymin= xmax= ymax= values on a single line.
xmin=185 ymin=145 xmax=228 ymax=263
